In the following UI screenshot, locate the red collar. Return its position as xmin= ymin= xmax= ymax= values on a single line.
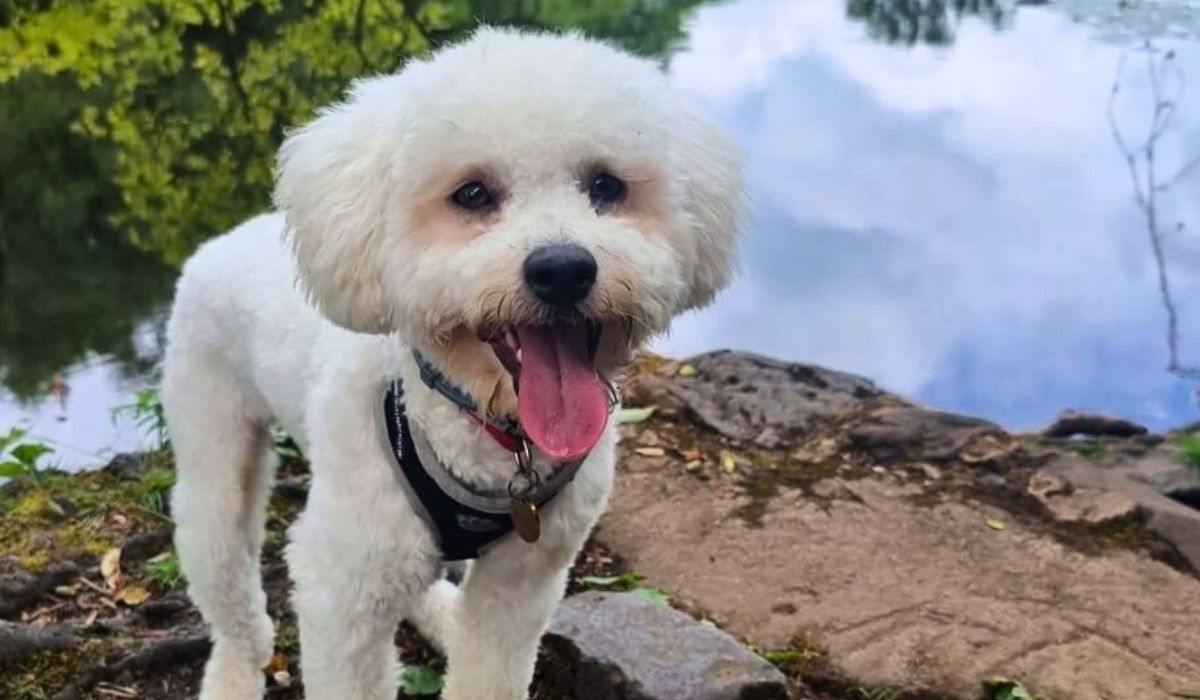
xmin=463 ymin=410 xmax=526 ymax=453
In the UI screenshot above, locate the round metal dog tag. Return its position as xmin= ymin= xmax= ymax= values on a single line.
xmin=510 ymin=498 xmax=541 ymax=543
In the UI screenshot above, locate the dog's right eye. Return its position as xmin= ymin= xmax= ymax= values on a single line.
xmin=451 ymin=182 xmax=494 ymax=211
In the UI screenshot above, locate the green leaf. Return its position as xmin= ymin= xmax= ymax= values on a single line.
xmin=0 ymin=428 xmax=28 ymax=453
xmin=0 ymin=462 xmax=31 ymax=478
xmin=629 ymin=587 xmax=670 ymax=605
xmin=615 ymin=406 xmax=656 ymax=424
xmin=982 ymin=677 xmax=1036 ymax=700
xmin=11 ymin=443 xmax=52 ymax=468
xmin=398 ymin=664 xmax=444 ymax=696
xmin=274 ymin=444 xmax=302 ymax=459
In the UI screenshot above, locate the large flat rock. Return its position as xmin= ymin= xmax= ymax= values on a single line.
xmin=544 ymin=591 xmax=790 ymax=700
xmin=664 ymin=351 xmax=882 ymax=447
xmin=599 ymin=457 xmax=1200 ymax=699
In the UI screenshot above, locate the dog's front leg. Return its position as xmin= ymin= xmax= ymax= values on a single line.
xmin=439 ymin=470 xmax=611 ymax=700
xmin=288 ymin=469 xmax=441 ymax=700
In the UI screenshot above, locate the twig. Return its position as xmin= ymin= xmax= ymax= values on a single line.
xmin=1108 ymin=42 xmax=1200 ymax=382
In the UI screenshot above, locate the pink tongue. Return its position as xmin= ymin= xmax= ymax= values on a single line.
xmin=516 ymin=323 xmax=608 ymax=461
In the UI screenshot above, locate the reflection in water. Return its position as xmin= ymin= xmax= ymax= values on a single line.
xmin=0 ymin=71 xmax=175 ymax=400
xmin=664 ymin=0 xmax=1200 ymax=431
xmin=846 ymin=0 xmax=1008 ymax=46
xmin=2 ymin=0 xmax=1200 ymax=469
xmin=1108 ymin=43 xmax=1200 ymax=382
xmin=0 ymin=0 xmax=711 ymax=467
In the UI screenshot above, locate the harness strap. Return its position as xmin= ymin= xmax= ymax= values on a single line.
xmin=384 ymin=379 xmax=579 ymax=561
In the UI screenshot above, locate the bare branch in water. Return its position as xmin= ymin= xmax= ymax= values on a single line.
xmin=1108 ymin=42 xmax=1200 ymax=382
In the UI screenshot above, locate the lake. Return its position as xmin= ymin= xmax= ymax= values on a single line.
xmin=2 ymin=0 xmax=1199 ymax=470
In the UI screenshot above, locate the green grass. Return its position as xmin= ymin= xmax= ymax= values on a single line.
xmin=144 ymin=551 xmax=184 ymax=590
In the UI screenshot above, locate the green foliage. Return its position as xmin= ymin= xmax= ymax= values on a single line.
xmin=580 ymin=571 xmax=646 ymax=589
xmin=982 ymin=677 xmax=1042 ymax=700
xmin=0 ymin=427 xmax=55 ymax=480
xmin=138 ymin=467 xmax=176 ymax=518
xmin=144 ymin=550 xmax=185 ymax=589
xmin=1175 ymin=432 xmax=1200 ymax=476
xmin=627 ymin=586 xmax=670 ymax=604
xmin=270 ymin=425 xmax=303 ymax=461
xmin=112 ymin=388 xmax=167 ymax=449
xmin=0 ymin=0 xmax=709 ymax=398
xmin=580 ymin=570 xmax=669 ymax=604
xmin=398 ymin=664 xmax=444 ymax=696
xmin=0 ymin=0 xmax=709 ymax=264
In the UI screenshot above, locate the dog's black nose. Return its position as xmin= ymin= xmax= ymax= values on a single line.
xmin=523 ymin=244 xmax=597 ymax=309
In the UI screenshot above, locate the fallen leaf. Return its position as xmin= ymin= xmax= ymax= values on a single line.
xmin=117 ymin=586 xmax=151 ymax=606
xmin=263 ymin=654 xmax=288 ymax=674
xmin=146 ymin=551 xmax=172 ymax=564
xmin=677 ymin=363 xmax=698 ymax=377
xmin=54 ymin=585 xmax=79 ymax=597
xmin=680 ymin=449 xmax=702 ymax=462
xmin=985 ymin=518 xmax=1008 ymax=531
xmin=720 ymin=451 xmax=737 ymax=474
xmin=635 ymin=446 xmax=665 ymax=457
xmin=272 ymin=670 xmax=293 ymax=688
xmin=684 ymin=460 xmax=704 ymax=473
xmin=615 ymin=406 xmax=656 ymax=424
xmin=629 ymin=587 xmax=670 ymax=605
xmin=100 ymin=548 xmax=122 ymax=591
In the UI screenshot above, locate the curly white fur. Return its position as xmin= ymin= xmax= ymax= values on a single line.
xmin=163 ymin=27 xmax=742 ymax=700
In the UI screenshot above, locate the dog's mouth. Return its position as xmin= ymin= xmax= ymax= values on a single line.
xmin=485 ymin=321 xmax=606 ymax=462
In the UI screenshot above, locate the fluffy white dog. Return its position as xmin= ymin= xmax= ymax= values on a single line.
xmin=162 ymin=27 xmax=742 ymax=700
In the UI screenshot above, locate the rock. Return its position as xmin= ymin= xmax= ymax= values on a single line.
xmin=120 ymin=531 xmax=172 ymax=564
xmin=622 ymin=373 xmax=686 ymax=417
xmin=1045 ymin=455 xmax=1200 ymax=569
xmin=918 ymin=463 xmax=942 ymax=480
xmin=847 ymin=406 xmax=1004 ymax=462
xmin=1028 ymin=468 xmax=1141 ymax=526
xmin=102 ymin=453 xmax=150 ymax=481
xmin=0 ymin=561 xmax=79 ymax=619
xmin=669 ymin=351 xmax=881 ymax=448
xmin=1122 ymin=450 xmax=1197 ymax=495
xmin=1034 ymin=483 xmax=1139 ymax=524
xmin=1027 ymin=472 xmax=1069 ymax=501
xmin=0 ymin=621 xmax=76 ymax=666
xmin=1043 ymin=411 xmax=1149 ymax=439
xmin=601 ymin=460 xmax=1200 ymax=700
xmin=543 ymin=591 xmax=789 ymax=700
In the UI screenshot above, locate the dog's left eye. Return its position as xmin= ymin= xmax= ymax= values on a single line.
xmin=451 ymin=182 xmax=494 ymax=211
xmin=588 ymin=173 xmax=626 ymax=208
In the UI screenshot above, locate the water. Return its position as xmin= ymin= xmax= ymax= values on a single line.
xmin=1 ymin=0 xmax=1199 ymax=469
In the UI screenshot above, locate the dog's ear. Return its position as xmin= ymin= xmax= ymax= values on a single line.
xmin=274 ymin=77 xmax=398 ymax=334
xmin=672 ymin=109 xmax=746 ymax=312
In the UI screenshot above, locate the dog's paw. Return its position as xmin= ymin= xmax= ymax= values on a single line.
xmin=198 ymin=642 xmax=268 ymax=700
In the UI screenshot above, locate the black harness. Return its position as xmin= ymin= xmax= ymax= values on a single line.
xmin=382 ymin=378 xmax=577 ymax=561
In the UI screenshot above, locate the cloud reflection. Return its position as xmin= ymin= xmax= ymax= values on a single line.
xmin=660 ymin=0 xmax=1200 ymax=430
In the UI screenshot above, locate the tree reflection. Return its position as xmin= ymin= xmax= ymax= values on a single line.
xmin=845 ymin=0 xmax=1008 ymax=46
xmin=0 ymin=0 xmax=708 ymax=397
xmin=1108 ymin=43 xmax=1200 ymax=383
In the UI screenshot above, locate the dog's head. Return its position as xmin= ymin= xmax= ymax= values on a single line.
xmin=275 ymin=27 xmax=743 ymax=460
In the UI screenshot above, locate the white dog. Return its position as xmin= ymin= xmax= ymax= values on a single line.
xmin=162 ymin=27 xmax=742 ymax=700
